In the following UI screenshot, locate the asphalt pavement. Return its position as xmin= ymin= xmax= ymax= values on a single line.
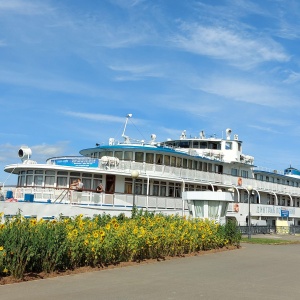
xmin=1 ymin=236 xmax=300 ymax=300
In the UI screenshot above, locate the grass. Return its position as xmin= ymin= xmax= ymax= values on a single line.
xmin=241 ymin=237 xmax=300 ymax=245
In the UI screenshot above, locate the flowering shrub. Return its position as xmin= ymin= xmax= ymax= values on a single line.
xmin=0 ymin=212 xmax=241 ymax=279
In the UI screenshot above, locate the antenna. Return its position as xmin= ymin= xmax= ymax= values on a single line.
xmin=122 ymin=114 xmax=132 ymax=143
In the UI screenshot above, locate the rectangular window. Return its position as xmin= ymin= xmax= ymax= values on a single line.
xmin=176 ymin=157 xmax=182 ymax=167
xmin=34 ymin=175 xmax=43 ymax=186
xmin=156 ymin=154 xmax=163 ymax=165
xmin=26 ymin=175 xmax=33 ymax=186
xmin=193 ymin=141 xmax=199 ymax=148
xmin=225 ymin=142 xmax=232 ymax=150
xmin=135 ymin=152 xmax=144 ymax=162
xmin=45 ymin=176 xmax=55 ymax=187
xmin=160 ymin=182 xmax=167 ymax=196
xmin=171 ymin=156 xmax=176 ymax=167
xmin=231 ymin=168 xmax=238 ymax=176
xmin=168 ymin=182 xmax=175 ymax=197
xmin=146 ymin=153 xmax=154 ymax=163
xmin=241 ymin=170 xmax=248 ymax=178
xmin=200 ymin=142 xmax=207 ymax=149
xmin=152 ymin=181 xmax=159 ymax=196
xmin=124 ymin=151 xmax=133 ymax=161
xmin=164 ymin=155 xmax=170 ymax=166
xmin=182 ymin=159 xmax=187 ymax=169
xmin=124 ymin=178 xmax=133 ymax=194
xmin=114 ymin=151 xmax=123 ymax=159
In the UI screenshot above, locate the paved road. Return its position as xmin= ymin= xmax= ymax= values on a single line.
xmin=1 ymin=239 xmax=300 ymax=299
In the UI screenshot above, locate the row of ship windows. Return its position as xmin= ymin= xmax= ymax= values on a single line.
xmin=92 ymin=151 xmax=250 ymax=177
xmin=254 ymin=174 xmax=299 ymax=187
xmin=18 ymin=170 xmax=103 ymax=191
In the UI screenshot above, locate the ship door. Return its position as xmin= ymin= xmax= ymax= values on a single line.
xmin=105 ymin=175 xmax=116 ymax=194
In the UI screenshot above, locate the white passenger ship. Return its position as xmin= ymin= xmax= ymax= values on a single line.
xmin=1 ymin=114 xmax=300 ymax=226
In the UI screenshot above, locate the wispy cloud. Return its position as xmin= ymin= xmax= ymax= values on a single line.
xmin=0 ymin=0 xmax=53 ymax=15
xmin=196 ymin=75 xmax=295 ymax=107
xmin=172 ymin=23 xmax=289 ymax=69
xmin=62 ymin=111 xmax=131 ymax=123
xmin=109 ymin=64 xmax=165 ymax=81
xmin=248 ymin=125 xmax=280 ymax=134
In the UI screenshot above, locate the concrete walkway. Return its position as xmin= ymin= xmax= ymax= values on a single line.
xmin=1 ymin=240 xmax=300 ymax=299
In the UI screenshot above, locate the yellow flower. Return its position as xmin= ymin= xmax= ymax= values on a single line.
xmin=105 ymin=224 xmax=111 ymax=230
xmin=3 ymin=268 xmax=8 ymax=273
xmin=0 ymin=246 xmax=3 ymax=251
xmin=93 ymin=232 xmax=99 ymax=238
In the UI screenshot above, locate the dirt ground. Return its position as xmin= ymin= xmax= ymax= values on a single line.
xmin=0 ymin=246 xmax=238 ymax=285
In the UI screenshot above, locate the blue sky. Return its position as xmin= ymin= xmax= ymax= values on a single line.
xmin=1 ymin=0 xmax=300 ymax=185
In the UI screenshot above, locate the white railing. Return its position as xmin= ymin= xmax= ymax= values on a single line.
xmin=9 ymin=187 xmax=188 ymax=212
xmin=101 ymin=161 xmax=300 ymax=197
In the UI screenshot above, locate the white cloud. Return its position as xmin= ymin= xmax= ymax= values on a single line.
xmin=0 ymin=0 xmax=52 ymax=15
xmin=248 ymin=125 xmax=280 ymax=134
xmin=196 ymin=75 xmax=295 ymax=107
xmin=172 ymin=24 xmax=289 ymax=69
xmin=62 ymin=112 xmax=128 ymax=123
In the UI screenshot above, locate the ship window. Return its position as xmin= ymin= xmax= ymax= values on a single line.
xmin=124 ymin=177 xmax=133 ymax=194
xmin=241 ymin=170 xmax=248 ymax=178
xmin=26 ymin=170 xmax=33 ymax=174
xmin=152 ymin=180 xmax=159 ymax=196
xmin=146 ymin=153 xmax=154 ymax=163
xmin=168 ymin=182 xmax=175 ymax=197
xmin=135 ymin=179 xmax=143 ymax=195
xmin=176 ymin=157 xmax=182 ymax=167
xmin=231 ymin=168 xmax=238 ymax=176
xmin=225 ymin=142 xmax=232 ymax=150
xmin=18 ymin=174 xmax=25 ymax=186
xmin=238 ymin=143 xmax=241 ymax=151
xmin=57 ymin=176 xmax=67 ymax=188
xmin=208 ymin=142 xmax=220 ymax=150
xmin=171 ymin=156 xmax=176 ymax=167
xmin=200 ymin=142 xmax=207 ymax=149
xmin=83 ymin=173 xmax=92 ymax=178
xmin=45 ymin=176 xmax=55 ymax=187
xmin=160 ymin=182 xmax=167 ymax=197
xmin=188 ymin=160 xmax=192 ymax=169
xmin=155 ymin=154 xmax=163 ymax=165
xmin=198 ymin=161 xmax=202 ymax=171
xmin=183 ymin=159 xmax=187 ymax=168
xmin=124 ymin=151 xmax=133 ymax=161
xmin=114 ymin=151 xmax=123 ymax=159
xmin=26 ymin=175 xmax=33 ymax=186
xmin=277 ymin=178 xmax=280 ymax=184
xmin=193 ymin=141 xmax=199 ymax=148
xmin=193 ymin=160 xmax=197 ymax=170
xmin=135 ymin=152 xmax=144 ymax=162
xmin=164 ymin=155 xmax=170 ymax=166
xmin=21 ymin=171 xmax=26 ymax=174
xmin=70 ymin=172 xmax=80 ymax=177
xmin=179 ymin=141 xmax=190 ymax=148
xmin=57 ymin=171 xmax=68 ymax=175
xmin=34 ymin=175 xmax=43 ymax=186
xmin=207 ymin=163 xmax=212 ymax=172
xmin=93 ymin=178 xmax=102 ymax=190
xmin=82 ymin=178 xmax=91 ymax=190
xmin=203 ymin=162 xmax=207 ymax=172
xmin=45 ymin=170 xmax=55 ymax=175
xmin=175 ymin=183 xmax=181 ymax=198
xmin=34 ymin=170 xmax=43 ymax=174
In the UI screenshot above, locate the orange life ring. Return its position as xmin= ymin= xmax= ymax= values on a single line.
xmin=237 ymin=177 xmax=242 ymax=186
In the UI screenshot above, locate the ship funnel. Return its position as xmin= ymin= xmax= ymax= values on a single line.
xmin=226 ymin=128 xmax=232 ymax=140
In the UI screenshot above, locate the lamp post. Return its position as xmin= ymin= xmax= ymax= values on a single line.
xmin=247 ymin=185 xmax=253 ymax=239
xmin=131 ymin=170 xmax=140 ymax=210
